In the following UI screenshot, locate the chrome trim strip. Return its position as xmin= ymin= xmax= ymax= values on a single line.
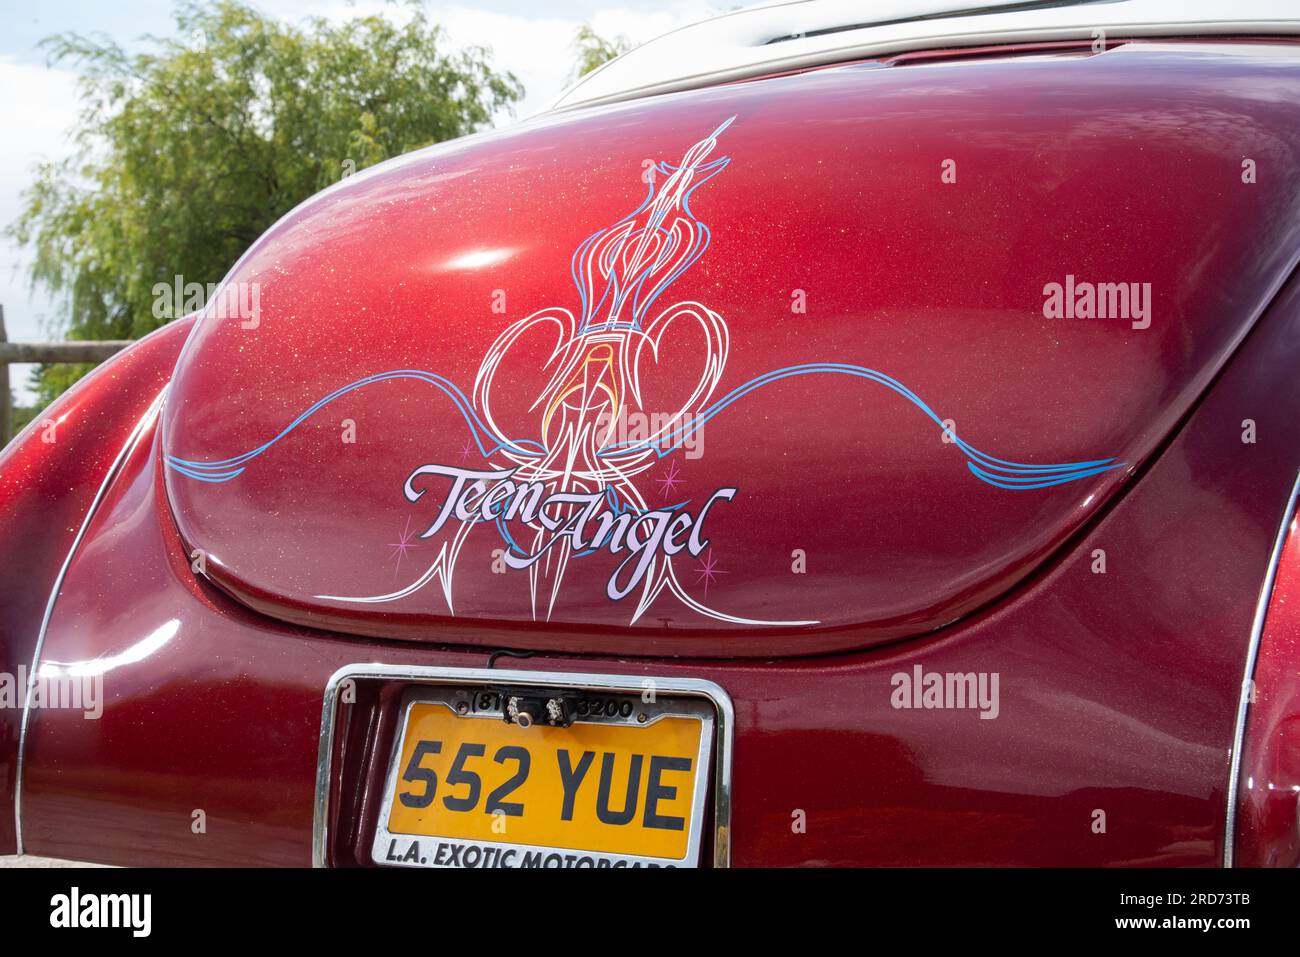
xmin=1224 ymin=468 xmax=1300 ymax=867
xmin=553 ymin=0 xmax=1300 ymax=111
xmin=313 ymin=664 xmax=735 ymax=868
xmin=12 ymin=387 xmax=167 ymax=854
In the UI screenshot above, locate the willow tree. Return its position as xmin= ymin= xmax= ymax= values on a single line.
xmin=8 ymin=0 xmax=522 ymax=405
xmin=570 ymin=24 xmax=632 ymax=81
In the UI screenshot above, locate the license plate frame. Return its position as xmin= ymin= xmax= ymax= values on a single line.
xmin=313 ymin=666 xmax=734 ymax=869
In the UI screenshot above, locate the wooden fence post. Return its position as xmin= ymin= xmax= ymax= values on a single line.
xmin=0 ymin=314 xmax=133 ymax=444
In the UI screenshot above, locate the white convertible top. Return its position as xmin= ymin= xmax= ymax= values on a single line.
xmin=552 ymin=0 xmax=1300 ymax=111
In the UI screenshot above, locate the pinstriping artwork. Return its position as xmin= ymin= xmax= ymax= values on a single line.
xmin=167 ymin=118 xmax=1121 ymax=626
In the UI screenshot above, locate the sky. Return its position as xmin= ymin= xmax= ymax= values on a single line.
xmin=0 ymin=0 xmax=726 ymax=402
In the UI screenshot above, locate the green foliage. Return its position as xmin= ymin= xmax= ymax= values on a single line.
xmin=7 ymin=0 xmax=522 ymax=403
xmin=571 ymin=24 xmax=632 ymax=82
xmin=27 ymin=363 xmax=96 ymax=411
xmin=8 ymin=395 xmax=40 ymax=443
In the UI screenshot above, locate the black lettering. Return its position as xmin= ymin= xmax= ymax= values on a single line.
xmin=595 ymin=752 xmax=642 ymax=826
xmin=443 ymin=742 xmax=486 ymax=812
xmin=557 ymin=749 xmax=594 ymax=821
xmin=485 ymin=745 xmax=530 ymax=816
xmin=398 ymin=740 xmax=442 ymax=808
xmin=643 ymin=755 xmax=691 ymax=831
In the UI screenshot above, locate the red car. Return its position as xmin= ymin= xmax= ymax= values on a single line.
xmin=3 ymin=0 xmax=1299 ymax=868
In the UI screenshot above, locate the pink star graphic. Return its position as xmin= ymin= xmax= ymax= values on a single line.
xmin=458 ymin=439 xmax=475 ymax=462
xmin=694 ymin=548 xmax=727 ymax=596
xmin=389 ymin=515 xmax=419 ymax=572
xmin=655 ymin=460 xmax=683 ymax=499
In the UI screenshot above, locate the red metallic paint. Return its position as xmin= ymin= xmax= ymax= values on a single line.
xmin=0 ymin=318 xmax=194 ymax=853
xmin=6 ymin=40 xmax=1300 ymax=868
xmin=18 ymin=243 xmax=1300 ymax=866
xmin=1233 ymin=505 xmax=1300 ymax=867
xmin=159 ymin=42 xmax=1300 ymax=656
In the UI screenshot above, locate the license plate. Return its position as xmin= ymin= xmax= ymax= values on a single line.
xmin=371 ymin=686 xmax=715 ymax=868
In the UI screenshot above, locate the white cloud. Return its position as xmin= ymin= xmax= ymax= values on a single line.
xmin=425 ymin=2 xmax=717 ymax=117
xmin=0 ymin=54 xmax=81 ymax=265
xmin=275 ymin=1 xmax=719 ymax=118
xmin=0 ymin=55 xmax=81 ymax=401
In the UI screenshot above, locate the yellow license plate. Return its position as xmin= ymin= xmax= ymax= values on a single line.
xmin=373 ymin=692 xmax=713 ymax=868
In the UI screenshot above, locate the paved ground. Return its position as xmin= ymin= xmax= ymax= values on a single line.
xmin=0 ymin=855 xmax=108 ymax=867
